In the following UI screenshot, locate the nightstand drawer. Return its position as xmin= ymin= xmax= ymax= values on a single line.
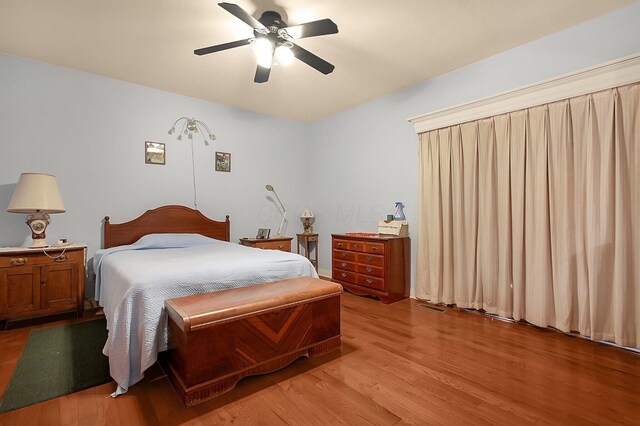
xmin=239 ymin=238 xmax=292 ymax=252
xmin=0 ymin=250 xmax=81 ymax=268
xmin=256 ymin=240 xmax=291 ymax=251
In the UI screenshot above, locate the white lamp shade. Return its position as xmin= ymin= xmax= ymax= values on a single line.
xmin=300 ymin=208 xmax=314 ymax=219
xmin=7 ymin=173 xmax=66 ymax=214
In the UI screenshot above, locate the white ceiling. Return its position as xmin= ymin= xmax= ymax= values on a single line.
xmin=0 ymin=0 xmax=634 ymax=122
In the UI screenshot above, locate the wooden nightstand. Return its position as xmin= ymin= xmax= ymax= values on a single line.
xmin=297 ymin=234 xmax=318 ymax=271
xmin=0 ymin=244 xmax=86 ymax=323
xmin=239 ymin=237 xmax=292 ymax=252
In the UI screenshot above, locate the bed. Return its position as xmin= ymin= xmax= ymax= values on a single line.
xmin=94 ymin=205 xmax=318 ymax=396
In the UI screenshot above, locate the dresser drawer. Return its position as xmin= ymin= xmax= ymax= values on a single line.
xmin=333 ymin=259 xmax=356 ymax=272
xmin=333 ymin=250 xmax=356 ymax=262
xmin=348 ymin=241 xmax=366 ymax=252
xmin=333 ymin=269 xmax=357 ymax=285
xmin=355 ymin=253 xmax=384 ymax=268
xmin=356 ymin=264 xmax=384 ymax=277
xmin=333 ymin=239 xmax=349 ymax=250
xmin=356 ymin=274 xmax=385 ymax=291
xmin=364 ymin=242 xmax=385 ymax=254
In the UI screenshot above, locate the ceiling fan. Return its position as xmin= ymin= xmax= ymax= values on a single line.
xmin=195 ymin=2 xmax=339 ymax=83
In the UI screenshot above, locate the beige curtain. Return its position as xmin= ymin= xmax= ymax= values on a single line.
xmin=417 ymin=83 xmax=640 ymax=348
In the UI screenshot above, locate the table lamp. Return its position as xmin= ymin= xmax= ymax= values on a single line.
xmin=300 ymin=208 xmax=315 ymax=234
xmin=7 ymin=173 xmax=66 ymax=247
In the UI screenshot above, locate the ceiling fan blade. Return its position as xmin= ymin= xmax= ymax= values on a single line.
xmin=218 ymin=2 xmax=267 ymax=31
xmin=283 ymin=19 xmax=338 ymax=39
xmin=290 ymin=43 xmax=335 ymax=75
xmin=194 ymin=38 xmax=252 ymax=56
xmin=254 ymin=65 xmax=271 ymax=83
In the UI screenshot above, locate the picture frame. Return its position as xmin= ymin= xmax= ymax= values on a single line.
xmin=145 ymin=141 xmax=165 ymax=165
xmin=215 ymin=151 xmax=231 ymax=172
xmin=256 ymin=228 xmax=270 ymax=239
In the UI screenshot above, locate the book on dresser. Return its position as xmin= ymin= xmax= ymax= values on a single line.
xmin=331 ymin=234 xmax=410 ymax=304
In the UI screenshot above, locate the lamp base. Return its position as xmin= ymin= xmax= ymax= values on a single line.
xmin=29 ymin=238 xmax=49 ymax=248
xmin=26 ymin=213 xmax=51 ymax=248
xmin=302 ymin=218 xmax=313 ymax=234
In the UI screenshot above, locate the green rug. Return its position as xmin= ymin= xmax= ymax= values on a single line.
xmin=0 ymin=318 xmax=112 ymax=413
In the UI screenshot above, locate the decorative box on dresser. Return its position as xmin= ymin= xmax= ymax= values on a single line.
xmin=331 ymin=234 xmax=410 ymax=304
xmin=0 ymin=244 xmax=86 ymax=323
xmin=239 ymin=237 xmax=292 ymax=252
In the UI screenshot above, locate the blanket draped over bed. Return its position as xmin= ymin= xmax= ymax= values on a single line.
xmin=94 ymin=233 xmax=318 ymax=395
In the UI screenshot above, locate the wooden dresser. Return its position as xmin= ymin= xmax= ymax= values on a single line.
xmin=331 ymin=234 xmax=410 ymax=304
xmin=239 ymin=237 xmax=292 ymax=252
xmin=0 ymin=244 xmax=86 ymax=322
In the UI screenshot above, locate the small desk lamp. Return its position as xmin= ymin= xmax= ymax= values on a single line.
xmin=7 ymin=173 xmax=66 ymax=247
xmin=265 ymin=184 xmax=286 ymax=237
xmin=300 ymin=208 xmax=315 ymax=234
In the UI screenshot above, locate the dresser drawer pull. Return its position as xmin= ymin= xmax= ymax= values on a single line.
xmin=341 ymin=272 xmax=347 ymax=278
xmin=366 ymin=267 xmax=373 ymax=272
xmin=54 ymin=254 xmax=69 ymax=262
xmin=366 ymin=279 xmax=373 ymax=284
xmin=337 ymin=242 xmax=344 ymax=247
xmin=341 ymin=262 xmax=347 ymax=267
xmin=10 ymin=258 xmax=28 ymax=266
xmin=278 ymin=244 xmax=284 ymax=249
xmin=371 ymin=247 xmax=379 ymax=251
xmin=353 ymin=244 xmax=362 ymax=249
xmin=366 ymin=256 xmax=373 ymax=261
xmin=341 ymin=252 xmax=347 ymax=258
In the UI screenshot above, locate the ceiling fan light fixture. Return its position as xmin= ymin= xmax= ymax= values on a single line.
xmin=275 ymin=43 xmax=294 ymax=66
xmin=251 ymin=37 xmax=274 ymax=68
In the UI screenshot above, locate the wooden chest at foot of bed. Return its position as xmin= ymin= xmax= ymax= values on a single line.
xmin=161 ymin=277 xmax=343 ymax=407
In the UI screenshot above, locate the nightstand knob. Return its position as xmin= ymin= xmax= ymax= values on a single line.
xmin=10 ymin=258 xmax=27 ymax=266
xmin=278 ymin=244 xmax=284 ymax=249
xmin=54 ymin=254 xmax=69 ymax=262
xmin=41 ymin=279 xmax=48 ymax=286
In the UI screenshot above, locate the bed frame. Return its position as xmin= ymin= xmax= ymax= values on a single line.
xmin=103 ymin=205 xmax=230 ymax=248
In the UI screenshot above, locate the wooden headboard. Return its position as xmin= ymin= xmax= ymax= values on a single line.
xmin=103 ymin=205 xmax=230 ymax=248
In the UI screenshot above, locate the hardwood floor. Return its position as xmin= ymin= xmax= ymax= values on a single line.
xmin=1 ymin=293 xmax=639 ymax=425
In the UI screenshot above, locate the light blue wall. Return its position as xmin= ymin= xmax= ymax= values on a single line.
xmin=308 ymin=2 xmax=640 ymax=289
xmin=0 ymin=54 xmax=311 ymax=296
xmin=1 ymin=2 xmax=639 ymax=298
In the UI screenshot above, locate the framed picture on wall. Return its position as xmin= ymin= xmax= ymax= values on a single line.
xmin=215 ymin=151 xmax=231 ymax=172
xmin=145 ymin=141 xmax=165 ymax=165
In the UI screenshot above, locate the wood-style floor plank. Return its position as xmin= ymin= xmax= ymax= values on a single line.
xmin=1 ymin=293 xmax=639 ymax=425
